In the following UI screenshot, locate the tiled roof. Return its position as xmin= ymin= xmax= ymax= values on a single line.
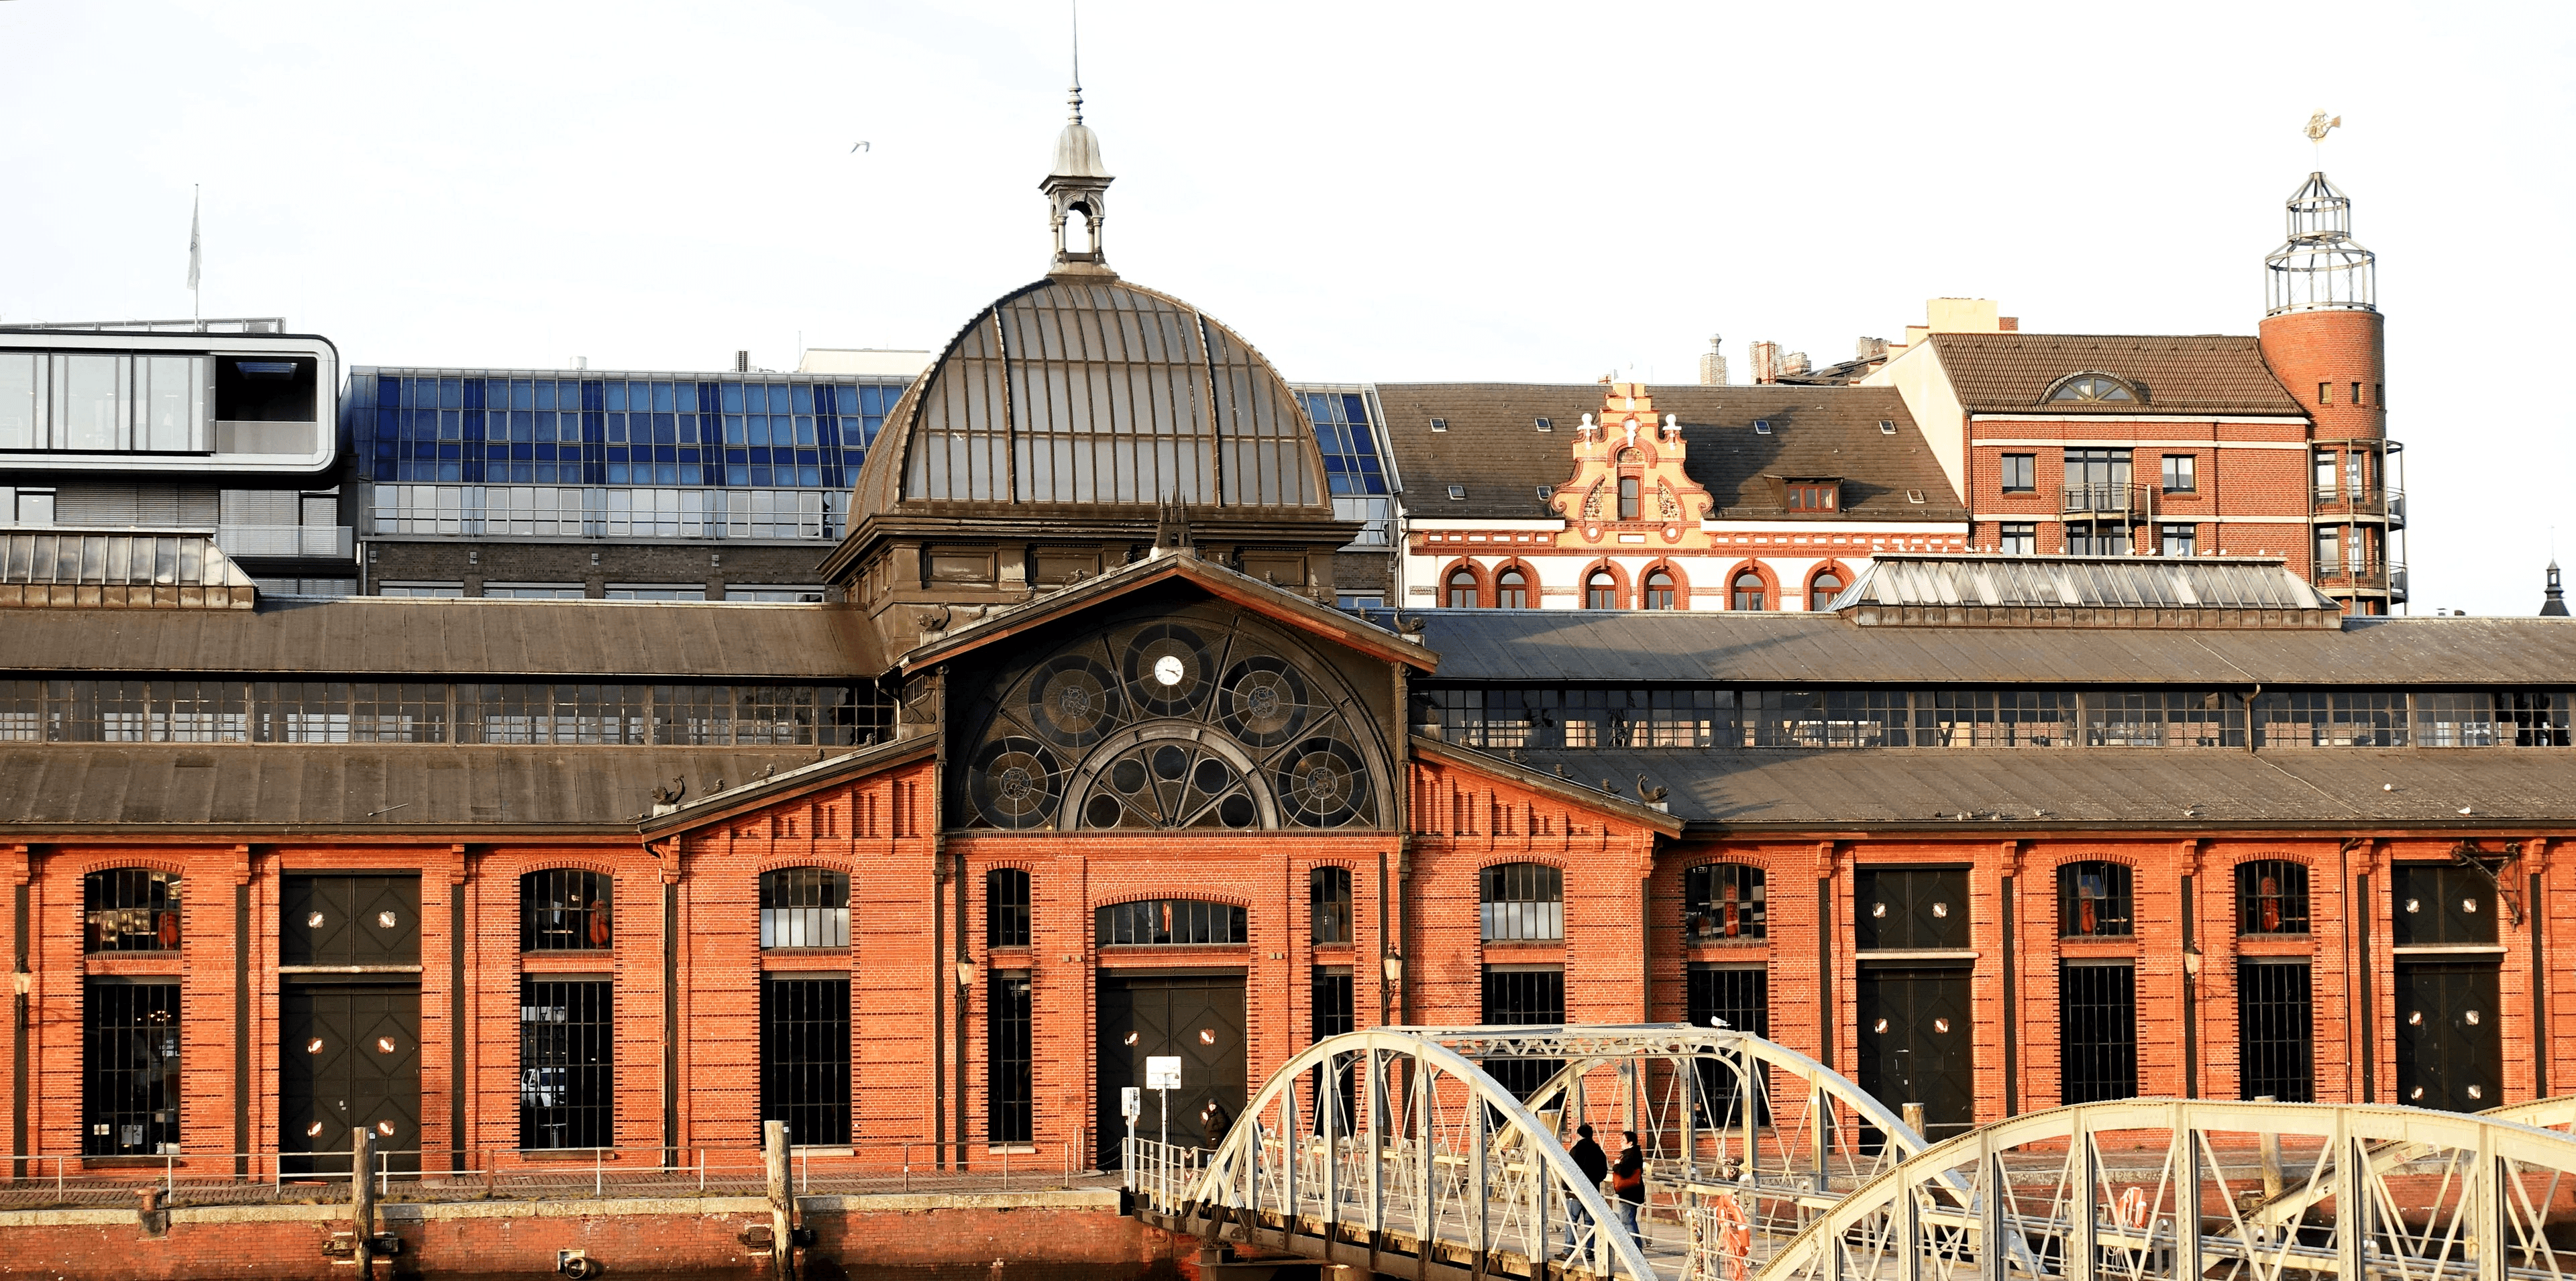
xmin=1927 ymin=333 xmax=2304 ymax=415
xmin=1373 ymin=384 xmax=1963 ymax=521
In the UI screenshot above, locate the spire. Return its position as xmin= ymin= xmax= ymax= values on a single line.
xmin=2543 ymin=561 xmax=2568 ymax=617
xmin=2265 ymin=117 xmax=2375 ymax=315
xmin=1042 ymin=3 xmax=1114 ymax=276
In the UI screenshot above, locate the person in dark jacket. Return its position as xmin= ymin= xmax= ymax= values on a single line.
xmin=1611 ymin=1131 xmax=1647 ymax=1237
xmin=1199 ymin=1097 xmax=1233 ymax=1151
xmin=1565 ymin=1123 xmax=1609 ymax=1256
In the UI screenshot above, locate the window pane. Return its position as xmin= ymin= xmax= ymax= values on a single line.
xmin=85 ymin=869 xmax=182 ymax=952
xmin=58 ymin=354 xmax=124 ymax=450
xmin=521 ymin=869 xmax=613 ymax=950
xmin=141 ymin=356 xmax=202 ymax=451
xmin=0 ymin=353 xmax=35 ymax=448
xmin=520 ymin=978 xmax=614 ymax=1149
xmin=85 ymin=981 xmax=180 ymax=1155
xmin=761 ymin=975 xmax=853 ymax=1146
xmin=761 ymin=868 xmax=851 ymax=949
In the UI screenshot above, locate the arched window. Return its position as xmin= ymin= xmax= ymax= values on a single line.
xmin=1311 ymin=867 xmax=1353 ymax=945
xmin=1481 ymin=862 xmax=1563 ymax=941
xmin=1617 ymin=476 xmax=1640 ymax=520
xmin=521 ymin=869 xmax=612 ymax=950
xmin=1446 ymin=567 xmax=1479 ymax=608
xmin=85 ymin=868 xmax=180 ymax=952
xmin=1731 ymin=569 xmax=1767 ymax=611
xmin=2237 ymin=860 xmax=2309 ymax=935
xmin=2058 ymin=861 xmax=2133 ymax=938
xmin=1586 ymin=569 xmax=1617 ymax=610
xmin=759 ymin=867 xmax=849 ymax=949
xmin=1644 ymin=569 xmax=1676 ymax=610
xmin=1809 ymin=568 xmax=1844 ymax=612
xmin=1096 ymin=899 xmax=1248 ymax=946
xmin=1495 ymin=567 xmax=1529 ymax=609
xmin=1684 ymin=863 xmax=1765 ymax=940
xmin=987 ymin=867 xmax=1032 ymax=948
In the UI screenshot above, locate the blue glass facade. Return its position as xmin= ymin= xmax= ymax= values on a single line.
xmin=1299 ymin=390 xmax=1389 ymax=496
xmin=345 ymin=370 xmax=905 ymax=489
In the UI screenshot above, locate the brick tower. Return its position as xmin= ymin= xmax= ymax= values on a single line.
xmin=2260 ymin=169 xmax=2407 ymax=612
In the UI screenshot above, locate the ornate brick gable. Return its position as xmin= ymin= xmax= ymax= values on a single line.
xmin=1545 ymin=383 xmax=1719 ymax=550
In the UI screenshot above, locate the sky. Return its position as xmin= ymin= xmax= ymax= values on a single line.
xmin=1 ymin=1 xmax=2569 ymax=614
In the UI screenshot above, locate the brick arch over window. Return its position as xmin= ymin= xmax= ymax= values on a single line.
xmin=1579 ymin=558 xmax=1632 ymax=610
xmin=1489 ymin=557 xmax=1538 ymax=609
xmin=1723 ymin=559 xmax=1778 ymax=610
xmin=1439 ymin=557 xmax=1489 ymax=608
xmin=1805 ymin=558 xmax=1855 ymax=612
xmin=1638 ymin=559 xmax=1690 ymax=610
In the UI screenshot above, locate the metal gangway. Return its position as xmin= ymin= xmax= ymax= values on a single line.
xmin=1124 ymin=1025 xmax=2576 ymax=1281
xmin=1124 ymin=1023 xmax=1935 ymax=1281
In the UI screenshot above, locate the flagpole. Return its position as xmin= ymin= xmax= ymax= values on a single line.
xmin=187 ymin=186 xmax=201 ymax=327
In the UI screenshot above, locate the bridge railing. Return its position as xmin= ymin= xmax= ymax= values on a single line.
xmin=1122 ymin=1136 xmax=1202 ymax=1215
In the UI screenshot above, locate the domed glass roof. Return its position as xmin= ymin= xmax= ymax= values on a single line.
xmin=855 ymin=277 xmax=1329 ymax=515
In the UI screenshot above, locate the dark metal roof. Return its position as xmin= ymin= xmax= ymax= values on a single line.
xmin=0 ymin=745 xmax=835 ymax=834
xmin=851 ymin=276 xmax=1330 ymax=519
xmin=1925 ymin=333 xmax=2304 ymax=416
xmin=1411 ymin=610 xmax=2576 ymax=687
xmin=0 ymin=597 xmax=887 ymax=678
xmin=1502 ymin=746 xmax=2576 ymax=831
xmin=1371 ymin=384 xmax=1962 ymax=520
xmin=1837 ymin=554 xmax=2341 ymax=626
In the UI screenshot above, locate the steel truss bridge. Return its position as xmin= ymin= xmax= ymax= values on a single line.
xmin=1122 ymin=1025 xmax=2576 ymax=1281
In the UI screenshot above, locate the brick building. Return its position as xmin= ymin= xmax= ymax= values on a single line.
xmin=0 ymin=100 xmax=2559 ymax=1187
xmin=1863 ymin=173 xmax=2403 ymax=613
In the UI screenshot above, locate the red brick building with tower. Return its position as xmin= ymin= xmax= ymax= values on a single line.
xmin=1864 ymin=171 xmax=2404 ymax=613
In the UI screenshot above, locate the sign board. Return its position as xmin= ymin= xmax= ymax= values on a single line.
xmin=1121 ymin=1087 xmax=1142 ymax=1121
xmin=1146 ymin=1056 xmax=1183 ymax=1091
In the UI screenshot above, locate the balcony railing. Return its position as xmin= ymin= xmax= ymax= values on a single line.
xmin=2058 ymin=483 xmax=2155 ymax=520
xmin=2316 ymin=559 xmax=2408 ymax=600
xmin=2312 ymin=486 xmax=2406 ymax=525
xmin=216 ymin=524 xmax=355 ymax=559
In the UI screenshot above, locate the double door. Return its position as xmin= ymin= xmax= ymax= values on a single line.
xmin=2394 ymin=961 xmax=2501 ymax=1113
xmin=279 ymin=875 xmax=421 ymax=1173
xmin=1856 ymin=966 xmax=1974 ymax=1140
xmin=1095 ymin=972 xmax=1246 ymax=1165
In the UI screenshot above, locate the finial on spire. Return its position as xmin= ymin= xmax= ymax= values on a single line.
xmin=1067 ymin=0 xmax=1084 ymax=124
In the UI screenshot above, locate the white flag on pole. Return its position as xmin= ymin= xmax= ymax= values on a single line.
xmin=186 ymin=186 xmax=201 ymax=292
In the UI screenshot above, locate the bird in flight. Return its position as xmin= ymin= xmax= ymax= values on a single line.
xmin=851 ymin=141 xmax=871 ymax=153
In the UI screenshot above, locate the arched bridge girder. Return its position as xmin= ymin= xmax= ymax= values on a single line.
xmin=1128 ymin=1028 xmax=1662 ymax=1281
xmin=2242 ymin=1091 xmax=2576 ymax=1227
xmin=1754 ymin=1097 xmax=2576 ymax=1281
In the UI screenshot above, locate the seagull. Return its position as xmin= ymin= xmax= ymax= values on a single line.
xmin=1710 ymin=1016 xmax=1730 ymax=1029
xmin=2459 ymin=805 xmax=2476 ymax=816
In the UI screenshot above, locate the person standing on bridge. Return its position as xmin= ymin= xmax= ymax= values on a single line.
xmin=1611 ymin=1131 xmax=1647 ymax=1238
xmin=1565 ymin=1122 xmax=1609 ymax=1258
xmin=1199 ymin=1097 xmax=1232 ymax=1152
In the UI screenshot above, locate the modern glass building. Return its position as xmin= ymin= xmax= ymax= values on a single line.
xmin=345 ymin=368 xmax=910 ymax=545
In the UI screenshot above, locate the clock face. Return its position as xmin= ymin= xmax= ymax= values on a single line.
xmin=1152 ymin=655 xmax=1185 ymax=687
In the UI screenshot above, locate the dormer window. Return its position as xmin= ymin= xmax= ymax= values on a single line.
xmin=1784 ymin=482 xmax=1838 ymax=512
xmin=2047 ymin=374 xmax=2140 ymax=404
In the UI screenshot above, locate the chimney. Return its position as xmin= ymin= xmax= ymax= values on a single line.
xmin=1854 ymin=337 xmax=1889 ymax=361
xmin=1749 ymin=341 xmax=1781 ymax=385
xmin=1780 ymin=351 xmax=1811 ymax=378
xmin=1697 ymin=335 xmax=1729 ymax=386
xmin=734 ymin=350 xmax=751 ymax=373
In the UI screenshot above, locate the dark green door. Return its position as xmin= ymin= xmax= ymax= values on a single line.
xmin=2395 ymin=961 xmax=2502 ymax=1113
xmin=1857 ymin=966 xmax=1975 ymax=1139
xmin=1095 ymin=972 xmax=1247 ymax=1166
xmin=281 ymin=983 xmax=421 ymax=1174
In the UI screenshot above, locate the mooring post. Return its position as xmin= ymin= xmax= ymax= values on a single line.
xmin=1901 ymin=1101 xmax=1926 ymax=1140
xmin=352 ymin=1127 xmax=376 ymax=1272
xmin=765 ymin=1120 xmax=796 ymax=1279
xmin=2255 ymin=1096 xmax=2283 ymax=1200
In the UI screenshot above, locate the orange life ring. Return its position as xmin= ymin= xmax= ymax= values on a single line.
xmin=1711 ymin=1195 xmax=1753 ymax=1281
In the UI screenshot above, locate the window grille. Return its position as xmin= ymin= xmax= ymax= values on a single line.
xmin=1480 ymin=863 xmax=1563 ymax=942
xmin=85 ymin=868 xmax=181 ymax=953
xmin=84 ymin=980 xmax=180 ymax=1156
xmin=760 ymin=868 xmax=849 ymax=949
xmin=1684 ymin=863 xmax=1766 ymax=941
xmin=987 ymin=972 xmax=1033 ymax=1144
xmin=2237 ymin=860 xmax=2310 ymax=935
xmin=1688 ymin=966 xmax=1769 ymax=1123
xmin=1095 ymin=899 xmax=1247 ymax=946
xmin=521 ymin=869 xmax=613 ymax=951
xmin=1481 ymin=966 xmax=1564 ymax=1097
xmin=761 ymin=974 xmax=852 ymax=1146
xmin=1310 ymin=867 xmax=1353 ymax=945
xmin=2058 ymin=861 xmax=2133 ymax=938
xmin=2059 ymin=962 xmax=2137 ymax=1104
xmin=519 ymin=977 xmax=613 ymax=1150
xmin=985 ymin=868 xmax=1031 ymax=948
xmin=1311 ymin=966 xmax=1356 ymax=1133
xmin=2238 ymin=960 xmax=2314 ymax=1101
